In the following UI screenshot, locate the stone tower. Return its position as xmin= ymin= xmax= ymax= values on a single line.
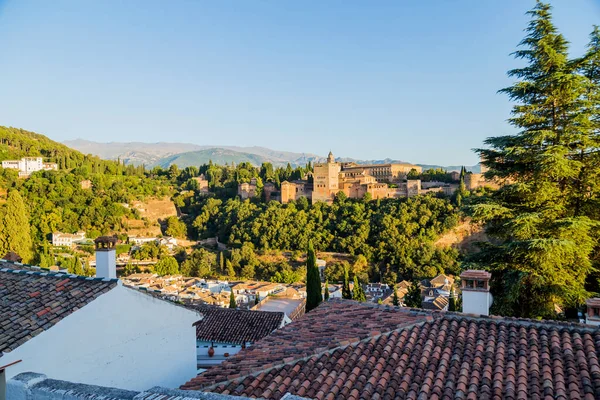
xmin=312 ymin=151 xmax=341 ymax=204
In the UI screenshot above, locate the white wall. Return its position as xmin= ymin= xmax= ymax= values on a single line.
xmin=3 ymin=283 xmax=200 ymax=391
xmin=462 ymin=290 xmax=492 ymax=316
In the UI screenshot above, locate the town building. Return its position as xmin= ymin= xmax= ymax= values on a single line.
xmin=181 ymin=298 xmax=600 ymax=399
xmin=1 ymin=157 xmax=58 ymax=177
xmin=51 ymin=231 xmax=86 ymax=247
xmin=191 ymin=305 xmax=287 ymax=371
xmin=193 ymin=174 xmax=210 ymax=193
xmin=238 ymin=178 xmax=258 ymax=199
xmin=0 ymin=239 xmax=200 ymax=392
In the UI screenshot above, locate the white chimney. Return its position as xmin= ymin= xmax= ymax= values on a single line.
xmin=94 ymin=236 xmax=117 ymax=279
xmin=460 ymin=270 xmax=492 ymax=316
xmin=586 ymin=298 xmax=600 ymax=326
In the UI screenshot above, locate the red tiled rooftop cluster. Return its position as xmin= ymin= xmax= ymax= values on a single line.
xmin=181 ymin=299 xmax=427 ymax=390
xmin=183 ymin=299 xmax=600 ymax=400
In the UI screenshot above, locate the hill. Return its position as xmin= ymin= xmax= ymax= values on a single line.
xmin=64 ymin=139 xmax=320 ymax=167
xmin=1 ymin=126 xmax=87 ymax=165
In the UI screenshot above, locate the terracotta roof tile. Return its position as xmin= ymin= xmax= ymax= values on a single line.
xmin=0 ymin=265 xmax=117 ymax=356
xmin=191 ymin=304 xmax=285 ymax=344
xmin=184 ymin=299 xmax=600 ymax=399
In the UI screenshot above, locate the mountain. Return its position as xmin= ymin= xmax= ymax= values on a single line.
xmin=64 ymin=139 xmax=479 ymax=171
xmin=1 ymin=126 xmax=88 ymax=164
xmin=64 ymin=139 xmax=320 ymax=167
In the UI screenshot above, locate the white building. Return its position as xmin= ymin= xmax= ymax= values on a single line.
xmin=1 ymin=157 xmax=58 ymax=177
xmin=0 ymin=237 xmax=200 ymax=392
xmin=460 ymin=270 xmax=493 ymax=316
xmin=51 ymin=231 xmax=86 ymax=247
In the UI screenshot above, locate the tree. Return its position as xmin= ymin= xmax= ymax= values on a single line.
xmin=324 ymin=280 xmax=330 ymax=301
xmin=0 ymin=190 xmax=33 ymax=262
xmin=305 ymin=241 xmax=323 ymax=312
xmin=229 ymin=291 xmax=237 ymax=309
xmin=404 ymin=281 xmax=422 ymax=308
xmin=392 ymin=285 xmax=400 ymax=306
xmin=471 ymin=2 xmax=600 ymax=318
xmin=342 ymin=265 xmax=352 ymax=299
xmin=448 ymin=285 xmax=456 ymax=312
xmin=153 ymin=256 xmax=179 ymax=276
xmin=165 ymin=216 xmax=187 ymax=239
xmin=352 ymin=276 xmax=366 ymax=302
xmin=226 ymin=259 xmax=236 ymax=278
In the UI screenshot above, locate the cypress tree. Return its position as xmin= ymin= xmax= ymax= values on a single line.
xmin=352 ymin=276 xmax=366 ymax=302
xmin=342 ymin=265 xmax=352 ymax=299
xmin=229 ymin=291 xmax=237 ymax=309
xmin=305 ymin=241 xmax=323 ymax=312
xmin=471 ymin=2 xmax=600 ymax=318
xmin=0 ymin=190 xmax=33 ymax=262
xmin=404 ymin=280 xmax=422 ymax=308
xmin=448 ymin=285 xmax=456 ymax=312
xmin=392 ymin=285 xmax=400 ymax=306
xmin=324 ymin=279 xmax=330 ymax=301
xmin=218 ymin=252 xmax=224 ymax=274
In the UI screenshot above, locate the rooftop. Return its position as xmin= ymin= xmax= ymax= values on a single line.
xmin=184 ymin=299 xmax=600 ymax=400
xmin=182 ymin=299 xmax=424 ymax=391
xmin=192 ymin=304 xmax=285 ymax=345
xmin=0 ymin=262 xmax=118 ymax=356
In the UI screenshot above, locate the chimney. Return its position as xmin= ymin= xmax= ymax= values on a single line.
xmin=460 ymin=270 xmax=492 ymax=316
xmin=585 ymin=298 xmax=600 ymax=326
xmin=94 ymin=236 xmax=117 ymax=279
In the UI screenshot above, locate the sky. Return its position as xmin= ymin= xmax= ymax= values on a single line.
xmin=0 ymin=1 xmax=598 ymax=165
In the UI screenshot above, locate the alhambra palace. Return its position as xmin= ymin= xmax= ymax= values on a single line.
xmin=238 ymin=152 xmax=497 ymax=204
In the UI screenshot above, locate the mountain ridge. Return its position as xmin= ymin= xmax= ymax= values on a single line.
xmin=63 ymin=139 xmax=479 ymax=172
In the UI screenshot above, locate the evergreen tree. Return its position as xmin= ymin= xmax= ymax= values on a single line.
xmin=448 ymin=285 xmax=456 ymax=312
xmin=305 ymin=241 xmax=323 ymax=312
xmin=324 ymin=279 xmax=330 ymax=301
xmin=352 ymin=276 xmax=366 ymax=302
xmin=219 ymin=251 xmax=225 ymax=274
xmin=0 ymin=190 xmax=33 ymax=262
xmin=229 ymin=291 xmax=237 ymax=309
xmin=404 ymin=280 xmax=422 ymax=308
xmin=471 ymin=2 xmax=600 ymax=318
xmin=153 ymin=256 xmax=179 ymax=276
xmin=342 ymin=265 xmax=352 ymax=299
xmin=226 ymin=259 xmax=236 ymax=278
xmin=392 ymin=284 xmax=400 ymax=306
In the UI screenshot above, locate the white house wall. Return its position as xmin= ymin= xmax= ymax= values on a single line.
xmin=3 ymin=284 xmax=200 ymax=391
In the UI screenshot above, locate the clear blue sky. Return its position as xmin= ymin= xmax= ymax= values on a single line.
xmin=0 ymin=1 xmax=598 ymax=165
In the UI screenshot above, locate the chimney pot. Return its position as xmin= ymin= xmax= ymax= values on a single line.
xmin=459 ymin=270 xmax=492 ymax=316
xmin=94 ymin=236 xmax=117 ymax=279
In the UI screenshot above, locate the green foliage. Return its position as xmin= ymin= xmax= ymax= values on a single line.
xmin=229 ymin=290 xmax=237 ymax=309
xmin=186 ymin=195 xmax=459 ymax=281
xmin=180 ymin=248 xmax=216 ymax=277
xmin=404 ymin=281 xmax=422 ymax=308
xmin=324 ymin=279 xmax=330 ymax=301
xmin=153 ymin=256 xmax=179 ymax=276
xmin=305 ymin=241 xmax=323 ymax=312
xmin=352 ymin=275 xmax=366 ymax=302
xmin=165 ymin=216 xmax=187 ymax=238
xmin=0 ymin=190 xmax=33 ymax=262
xmin=470 ymin=3 xmax=600 ymax=318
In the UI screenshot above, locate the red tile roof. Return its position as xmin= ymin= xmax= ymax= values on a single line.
xmin=460 ymin=270 xmax=491 ymax=280
xmin=181 ymin=299 xmax=427 ymax=390
xmin=0 ymin=265 xmax=117 ymax=356
xmin=184 ymin=299 xmax=600 ymax=400
xmin=191 ymin=304 xmax=285 ymax=345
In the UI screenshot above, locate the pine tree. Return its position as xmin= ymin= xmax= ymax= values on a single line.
xmin=352 ymin=276 xmax=366 ymax=302
xmin=404 ymin=281 xmax=422 ymax=308
xmin=448 ymin=285 xmax=456 ymax=312
xmin=305 ymin=241 xmax=323 ymax=312
xmin=229 ymin=291 xmax=237 ymax=309
xmin=0 ymin=190 xmax=33 ymax=262
xmin=324 ymin=280 xmax=330 ymax=301
xmin=471 ymin=2 xmax=599 ymax=318
xmin=392 ymin=284 xmax=400 ymax=306
xmin=342 ymin=265 xmax=352 ymax=299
